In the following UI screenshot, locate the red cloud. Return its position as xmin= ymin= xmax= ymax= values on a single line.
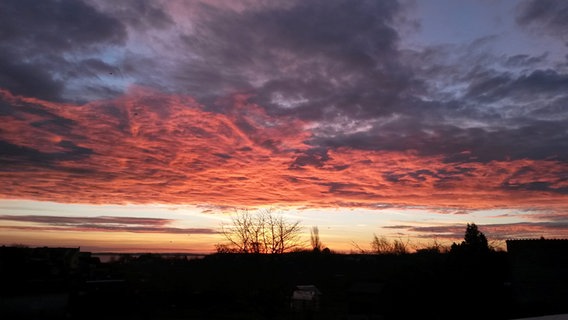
xmin=1 ymin=87 xmax=567 ymax=212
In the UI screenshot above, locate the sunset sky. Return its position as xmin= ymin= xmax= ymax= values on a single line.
xmin=1 ymin=0 xmax=567 ymax=253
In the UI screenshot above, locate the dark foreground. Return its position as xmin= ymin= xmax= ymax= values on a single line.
xmin=1 ymin=247 xmax=567 ymax=320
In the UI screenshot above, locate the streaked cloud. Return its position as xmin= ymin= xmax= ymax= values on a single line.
xmin=0 ymin=88 xmax=566 ymax=212
xmin=0 ymin=214 xmax=218 ymax=234
xmin=403 ymin=221 xmax=568 ymax=241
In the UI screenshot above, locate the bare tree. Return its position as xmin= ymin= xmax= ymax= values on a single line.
xmin=221 ymin=209 xmax=256 ymax=253
xmin=219 ymin=208 xmax=303 ymax=254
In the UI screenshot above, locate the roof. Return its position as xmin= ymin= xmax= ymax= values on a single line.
xmin=292 ymin=285 xmax=322 ymax=300
xmin=511 ymin=314 xmax=568 ymax=320
xmin=295 ymin=285 xmax=321 ymax=293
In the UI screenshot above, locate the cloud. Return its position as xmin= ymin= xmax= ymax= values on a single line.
xmin=389 ymin=39 xmax=568 ymax=162
xmin=0 ymin=214 xmax=218 ymax=234
xmin=466 ymin=69 xmax=568 ymax=103
xmin=211 ymin=0 xmax=412 ymax=122
xmin=0 ymin=0 xmax=127 ymax=101
xmin=384 ymin=209 xmax=568 ymax=242
xmin=516 ymin=0 xmax=568 ymax=41
xmin=1 ymin=88 xmax=567 ymax=212
xmin=91 ymin=0 xmax=173 ymax=31
xmin=0 ymin=1 xmax=567 ymax=215
xmin=406 ymin=222 xmax=568 ymax=241
xmin=2 ymin=0 xmax=567 ymax=165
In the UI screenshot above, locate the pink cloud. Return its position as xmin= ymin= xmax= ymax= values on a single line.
xmin=1 ymin=88 xmax=566 ymax=212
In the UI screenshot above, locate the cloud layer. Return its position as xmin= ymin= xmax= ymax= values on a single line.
xmin=0 ymin=0 xmax=567 ymax=216
xmin=0 ymin=214 xmax=217 ymax=234
xmin=1 ymin=88 xmax=566 ymax=212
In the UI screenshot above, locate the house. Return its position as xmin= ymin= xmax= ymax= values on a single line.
xmin=290 ymin=285 xmax=322 ymax=313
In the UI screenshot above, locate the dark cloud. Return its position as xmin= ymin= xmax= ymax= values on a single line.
xmin=407 ymin=221 xmax=568 ymax=241
xmin=92 ymin=0 xmax=173 ymax=31
xmin=177 ymin=0 xmax=416 ymax=121
xmin=0 ymin=215 xmax=219 ymax=234
xmin=0 ymin=0 xmax=125 ymax=51
xmin=0 ymin=0 xmax=127 ymax=101
xmin=324 ymin=39 xmax=568 ymax=163
xmin=0 ymin=52 xmax=65 ymax=101
xmin=0 ymin=93 xmax=94 ymax=169
xmin=312 ymin=115 xmax=568 ymax=162
xmin=502 ymin=165 xmax=568 ymax=194
xmin=503 ymin=53 xmax=548 ymax=68
xmin=502 ymin=181 xmax=567 ymax=193
xmin=0 ymin=215 xmax=169 ymax=225
xmin=73 ymin=59 xmax=121 ymax=78
xmin=0 ymin=140 xmax=93 ymax=170
xmin=516 ymin=0 xmax=568 ymax=40
xmin=466 ymin=69 xmax=568 ymax=102
xmin=289 ymin=148 xmax=330 ymax=169
xmin=6 ymin=0 xmax=565 ymax=164
xmin=530 ymin=96 xmax=568 ymax=117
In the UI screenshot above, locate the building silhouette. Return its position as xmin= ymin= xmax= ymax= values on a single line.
xmin=506 ymin=238 xmax=568 ymax=315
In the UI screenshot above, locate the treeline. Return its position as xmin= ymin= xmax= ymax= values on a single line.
xmin=86 ymin=245 xmax=511 ymax=320
xmin=2 ymin=219 xmax=562 ymax=319
xmin=217 ymin=208 xmax=497 ymax=255
xmin=0 ymin=238 xmax=553 ymax=319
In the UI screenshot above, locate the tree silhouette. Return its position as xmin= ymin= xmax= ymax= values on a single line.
xmin=310 ymin=226 xmax=323 ymax=252
xmin=464 ymin=223 xmax=488 ymax=249
xmin=370 ymin=234 xmax=390 ymax=254
xmin=451 ymin=222 xmax=490 ymax=254
xmin=219 ymin=208 xmax=303 ymax=254
xmin=446 ymin=223 xmax=503 ymax=319
xmin=370 ymin=234 xmax=409 ymax=255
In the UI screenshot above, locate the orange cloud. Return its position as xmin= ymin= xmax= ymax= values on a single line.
xmin=1 ymin=87 xmax=567 ymax=212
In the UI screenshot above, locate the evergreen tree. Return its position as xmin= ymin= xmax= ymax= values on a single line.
xmin=463 ymin=223 xmax=489 ymax=252
xmin=451 ymin=222 xmax=490 ymax=254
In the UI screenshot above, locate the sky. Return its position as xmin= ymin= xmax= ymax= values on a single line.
xmin=1 ymin=0 xmax=567 ymax=253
